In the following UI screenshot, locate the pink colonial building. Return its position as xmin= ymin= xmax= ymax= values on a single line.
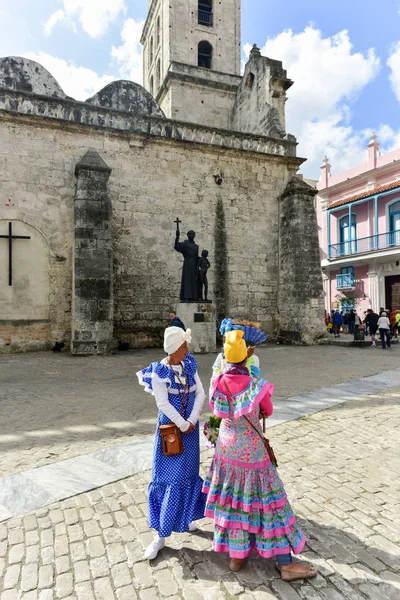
xmin=317 ymin=134 xmax=400 ymax=315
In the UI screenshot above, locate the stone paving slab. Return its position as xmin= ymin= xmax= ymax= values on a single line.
xmin=2 ymin=369 xmax=400 ymax=522
xmin=2 ymin=344 xmax=400 ymax=478
xmin=0 ymin=390 xmax=399 ymax=599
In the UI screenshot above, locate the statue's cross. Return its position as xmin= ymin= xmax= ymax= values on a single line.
xmin=0 ymin=222 xmax=31 ymax=286
xmin=174 ymin=217 xmax=182 ymax=228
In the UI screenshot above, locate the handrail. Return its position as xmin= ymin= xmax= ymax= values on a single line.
xmin=329 ymin=229 xmax=400 ymax=258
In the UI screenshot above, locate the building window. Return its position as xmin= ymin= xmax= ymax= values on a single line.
xmin=198 ymin=0 xmax=213 ymax=26
xmin=246 ymin=72 xmax=255 ymax=88
xmin=150 ymin=76 xmax=154 ymax=96
xmin=156 ymin=59 xmax=161 ymax=92
xmin=198 ymin=41 xmax=213 ymax=69
xmin=150 ymin=36 xmax=154 ymax=64
xmin=156 ymin=16 xmax=161 ymax=46
xmin=388 ymin=200 xmax=400 ymax=245
xmin=339 ymin=214 xmax=357 ymax=255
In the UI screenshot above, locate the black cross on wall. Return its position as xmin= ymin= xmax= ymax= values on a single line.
xmin=0 ymin=222 xmax=31 ymax=286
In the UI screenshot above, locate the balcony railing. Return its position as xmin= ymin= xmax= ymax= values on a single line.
xmin=329 ymin=229 xmax=400 ymax=258
xmin=198 ymin=9 xmax=213 ymax=25
xmin=336 ymin=274 xmax=355 ymax=289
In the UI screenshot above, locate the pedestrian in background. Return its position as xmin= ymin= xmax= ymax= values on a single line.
xmin=169 ymin=310 xmax=186 ymax=331
xmin=331 ymin=310 xmax=344 ymax=338
xmin=365 ymin=309 xmax=379 ymax=347
xmin=343 ymin=310 xmax=350 ymax=334
xmin=377 ymin=312 xmax=391 ymax=350
xmin=348 ymin=309 xmax=356 ymax=335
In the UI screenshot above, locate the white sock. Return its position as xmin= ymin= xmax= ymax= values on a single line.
xmin=144 ymin=535 xmax=165 ymax=560
xmin=189 ymin=522 xmax=198 ymax=532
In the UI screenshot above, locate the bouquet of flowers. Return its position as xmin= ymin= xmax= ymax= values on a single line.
xmin=203 ymin=416 xmax=222 ymax=448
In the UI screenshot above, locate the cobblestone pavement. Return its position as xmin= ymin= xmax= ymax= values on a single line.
xmin=0 ymin=389 xmax=399 ymax=600
xmin=1 ymin=344 xmax=400 ymax=477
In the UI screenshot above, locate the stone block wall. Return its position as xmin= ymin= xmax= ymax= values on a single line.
xmin=72 ymin=151 xmax=114 ymax=355
xmin=278 ymin=177 xmax=326 ymax=344
xmin=1 ymin=64 xmax=324 ymax=351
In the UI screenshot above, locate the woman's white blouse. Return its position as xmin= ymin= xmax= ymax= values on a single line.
xmin=151 ymin=358 xmax=205 ymax=432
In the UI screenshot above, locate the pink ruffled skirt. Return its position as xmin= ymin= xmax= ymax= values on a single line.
xmin=202 ymin=454 xmax=306 ymax=559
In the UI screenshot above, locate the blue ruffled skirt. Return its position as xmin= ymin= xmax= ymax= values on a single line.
xmin=149 ymin=419 xmax=207 ymax=537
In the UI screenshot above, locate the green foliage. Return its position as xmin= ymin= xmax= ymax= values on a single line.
xmin=214 ymin=196 xmax=228 ymax=337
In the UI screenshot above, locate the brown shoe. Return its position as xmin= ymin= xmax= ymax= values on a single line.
xmin=230 ymin=558 xmax=244 ymax=572
xmin=278 ymin=563 xmax=317 ymax=581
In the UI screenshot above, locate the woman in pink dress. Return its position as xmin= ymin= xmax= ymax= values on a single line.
xmin=203 ymin=330 xmax=317 ymax=581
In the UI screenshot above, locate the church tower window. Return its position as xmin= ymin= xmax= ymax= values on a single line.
xmin=156 ymin=16 xmax=161 ymax=46
xmin=150 ymin=75 xmax=154 ymax=96
xmin=156 ymin=59 xmax=161 ymax=91
xmin=198 ymin=41 xmax=213 ymax=69
xmin=150 ymin=36 xmax=154 ymax=64
xmin=198 ymin=0 xmax=213 ymax=26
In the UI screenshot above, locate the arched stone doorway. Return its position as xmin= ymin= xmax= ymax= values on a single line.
xmin=0 ymin=220 xmax=51 ymax=351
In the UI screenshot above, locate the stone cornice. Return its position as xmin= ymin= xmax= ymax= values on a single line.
xmin=0 ymin=87 xmax=302 ymax=161
xmin=141 ymin=0 xmax=160 ymax=44
xmin=156 ymin=62 xmax=242 ymax=103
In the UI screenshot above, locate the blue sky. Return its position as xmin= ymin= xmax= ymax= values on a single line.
xmin=1 ymin=0 xmax=400 ymax=178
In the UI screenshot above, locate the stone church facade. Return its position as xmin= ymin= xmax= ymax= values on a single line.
xmin=0 ymin=0 xmax=325 ymax=354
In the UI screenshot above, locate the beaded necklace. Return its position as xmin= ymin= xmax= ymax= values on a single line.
xmin=168 ymin=360 xmax=190 ymax=420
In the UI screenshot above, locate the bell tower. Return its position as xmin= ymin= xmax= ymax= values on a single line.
xmin=141 ymin=0 xmax=242 ymax=129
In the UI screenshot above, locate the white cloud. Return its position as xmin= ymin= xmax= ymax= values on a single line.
xmin=45 ymin=0 xmax=126 ymax=39
xmin=388 ymin=41 xmax=400 ymax=104
xmin=44 ymin=10 xmax=65 ymax=37
xmin=24 ymin=52 xmax=114 ymax=100
xmin=245 ymin=27 xmax=382 ymax=177
xmin=111 ymin=18 xmax=144 ymax=84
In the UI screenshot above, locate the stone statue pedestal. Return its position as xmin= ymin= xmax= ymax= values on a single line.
xmin=177 ymin=303 xmax=216 ymax=354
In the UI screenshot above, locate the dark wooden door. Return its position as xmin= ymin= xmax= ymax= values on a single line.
xmin=385 ymin=275 xmax=400 ymax=311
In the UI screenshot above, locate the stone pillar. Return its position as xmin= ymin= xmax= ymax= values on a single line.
xmin=278 ymin=176 xmax=327 ymax=344
xmin=71 ymin=150 xmax=114 ymax=355
xmin=176 ymin=303 xmax=216 ymax=354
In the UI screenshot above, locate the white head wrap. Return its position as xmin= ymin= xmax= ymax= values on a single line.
xmin=164 ymin=327 xmax=192 ymax=355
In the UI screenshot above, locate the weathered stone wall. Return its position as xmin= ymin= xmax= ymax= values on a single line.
xmin=162 ymin=70 xmax=240 ymax=128
xmin=0 ymin=118 xmax=73 ymax=353
xmin=231 ymin=47 xmax=292 ymax=138
xmin=142 ymin=0 xmax=241 ymax=95
xmin=72 ymin=151 xmax=114 ymax=355
xmin=278 ymin=177 xmax=326 ymax=344
xmin=1 ymin=59 xmax=328 ymax=352
xmin=0 ymin=110 xmax=301 ymax=349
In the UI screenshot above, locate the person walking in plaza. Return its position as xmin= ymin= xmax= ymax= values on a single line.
xmin=343 ymin=310 xmax=350 ymax=334
xmin=203 ymin=330 xmax=316 ymax=581
xmin=331 ymin=309 xmax=343 ymax=338
xmin=377 ymin=312 xmax=392 ymax=350
xmin=169 ymin=310 xmax=186 ymax=331
xmin=348 ymin=309 xmax=356 ymax=335
xmin=396 ymin=310 xmax=400 ymax=337
xmin=137 ymin=327 xmax=206 ymax=560
xmin=365 ymin=309 xmax=379 ymax=347
xmin=389 ymin=309 xmax=398 ymax=338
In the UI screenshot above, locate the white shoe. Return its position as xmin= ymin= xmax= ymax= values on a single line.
xmin=371 ymin=342 xmax=376 ymax=346
xmin=144 ymin=536 xmax=165 ymax=560
xmin=188 ymin=522 xmax=198 ymax=532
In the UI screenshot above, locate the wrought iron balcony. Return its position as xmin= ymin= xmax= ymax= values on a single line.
xmin=329 ymin=229 xmax=400 ymax=258
xmin=336 ymin=274 xmax=355 ymax=289
xmin=198 ymin=9 xmax=213 ymax=26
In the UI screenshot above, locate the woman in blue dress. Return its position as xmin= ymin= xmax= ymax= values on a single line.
xmin=137 ymin=326 xmax=207 ymax=560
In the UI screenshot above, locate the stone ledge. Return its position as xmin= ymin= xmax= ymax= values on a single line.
xmin=0 ymin=88 xmax=302 ymax=160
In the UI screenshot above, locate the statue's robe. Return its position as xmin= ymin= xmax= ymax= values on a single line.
xmin=174 ymin=238 xmax=199 ymax=301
